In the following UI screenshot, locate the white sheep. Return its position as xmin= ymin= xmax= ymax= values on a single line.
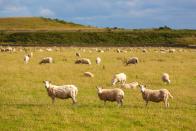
xmin=46 ymin=48 xmax=53 ymax=52
xmin=24 ymin=55 xmax=30 ymax=64
xmin=139 ymin=85 xmax=173 ymax=108
xmin=126 ymin=57 xmax=139 ymax=65
xmin=112 ymin=73 xmax=126 ymax=85
xmin=43 ymin=81 xmax=78 ymax=104
xmin=96 ymin=57 xmax=101 ymax=65
xmin=96 ymin=86 xmax=124 ymax=107
xmin=75 ymin=52 xmax=81 ymax=57
xmin=39 ymin=57 xmax=53 ymax=64
xmin=162 ymin=73 xmax=171 ymax=84
xmin=121 ymin=81 xmax=139 ymax=89
xmin=75 ymin=58 xmax=91 ymax=65
xmin=84 ymin=72 xmax=94 ymax=77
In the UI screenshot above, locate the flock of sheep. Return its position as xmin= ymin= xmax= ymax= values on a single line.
xmin=1 ymin=46 xmax=175 ymax=108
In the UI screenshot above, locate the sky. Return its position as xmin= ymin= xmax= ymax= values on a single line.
xmin=0 ymin=0 xmax=196 ymax=29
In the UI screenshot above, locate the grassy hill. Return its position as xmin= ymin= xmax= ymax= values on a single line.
xmin=0 ymin=17 xmax=196 ymax=47
xmin=0 ymin=17 xmax=95 ymax=31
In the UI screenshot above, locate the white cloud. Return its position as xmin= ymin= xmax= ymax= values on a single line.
xmin=39 ymin=8 xmax=55 ymax=17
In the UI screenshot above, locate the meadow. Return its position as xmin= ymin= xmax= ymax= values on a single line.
xmin=0 ymin=47 xmax=195 ymax=130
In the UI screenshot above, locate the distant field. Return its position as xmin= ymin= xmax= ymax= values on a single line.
xmin=0 ymin=47 xmax=195 ymax=130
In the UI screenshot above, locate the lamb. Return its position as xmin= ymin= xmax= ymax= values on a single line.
xmin=112 ymin=73 xmax=126 ymax=85
xmin=39 ymin=57 xmax=53 ymax=64
xmin=96 ymin=57 xmax=101 ymax=65
xmin=43 ymin=81 xmax=78 ymax=104
xmin=75 ymin=52 xmax=81 ymax=57
xmin=139 ymin=85 xmax=173 ymax=108
xmin=96 ymin=86 xmax=124 ymax=107
xmin=75 ymin=58 xmax=91 ymax=65
xmin=24 ymin=55 xmax=30 ymax=64
xmin=162 ymin=73 xmax=171 ymax=84
xmin=126 ymin=57 xmax=139 ymax=65
xmin=84 ymin=72 xmax=94 ymax=77
xmin=121 ymin=81 xmax=139 ymax=89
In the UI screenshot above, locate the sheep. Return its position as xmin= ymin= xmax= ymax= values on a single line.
xmin=24 ymin=55 xmax=30 ymax=64
xmin=39 ymin=57 xmax=53 ymax=64
xmin=75 ymin=58 xmax=91 ymax=65
xmin=84 ymin=72 xmax=94 ymax=77
xmin=46 ymin=48 xmax=53 ymax=52
xmin=162 ymin=73 xmax=171 ymax=84
xmin=75 ymin=52 xmax=81 ymax=57
xmin=126 ymin=57 xmax=139 ymax=65
xmin=112 ymin=73 xmax=126 ymax=85
xmin=29 ymin=52 xmax=33 ymax=58
xmin=43 ymin=81 xmax=78 ymax=104
xmin=97 ymin=49 xmax=104 ymax=53
xmin=96 ymin=86 xmax=124 ymax=107
xmin=96 ymin=57 xmax=101 ymax=65
xmin=169 ymin=49 xmax=176 ymax=53
xmin=139 ymin=85 xmax=173 ymax=108
xmin=121 ymin=81 xmax=139 ymax=89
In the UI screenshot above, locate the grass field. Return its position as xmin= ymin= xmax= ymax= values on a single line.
xmin=0 ymin=47 xmax=195 ymax=130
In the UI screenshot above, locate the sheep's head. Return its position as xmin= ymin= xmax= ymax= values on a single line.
xmin=96 ymin=86 xmax=103 ymax=93
xmin=43 ymin=80 xmax=51 ymax=88
xmin=111 ymin=78 xmax=117 ymax=85
xmin=139 ymin=85 xmax=146 ymax=92
xmin=167 ymin=79 xmax=171 ymax=84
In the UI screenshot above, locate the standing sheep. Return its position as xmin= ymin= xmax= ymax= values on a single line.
xmin=75 ymin=58 xmax=91 ymax=65
xmin=96 ymin=57 xmax=101 ymax=65
xmin=96 ymin=86 xmax=124 ymax=107
xmin=39 ymin=57 xmax=53 ymax=64
xmin=43 ymin=81 xmax=78 ymax=104
xmin=126 ymin=57 xmax=139 ymax=65
xmin=24 ymin=55 xmax=30 ymax=64
xmin=139 ymin=85 xmax=173 ymax=108
xmin=112 ymin=73 xmax=126 ymax=85
xmin=162 ymin=73 xmax=171 ymax=84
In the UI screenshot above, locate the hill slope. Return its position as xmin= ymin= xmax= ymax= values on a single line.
xmin=0 ymin=17 xmax=94 ymax=31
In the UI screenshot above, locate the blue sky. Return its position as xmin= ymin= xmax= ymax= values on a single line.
xmin=0 ymin=0 xmax=196 ymax=29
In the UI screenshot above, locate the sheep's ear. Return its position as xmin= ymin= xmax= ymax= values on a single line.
xmin=43 ymin=81 xmax=45 ymax=83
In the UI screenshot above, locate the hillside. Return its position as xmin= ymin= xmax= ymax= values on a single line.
xmin=0 ymin=17 xmax=95 ymax=31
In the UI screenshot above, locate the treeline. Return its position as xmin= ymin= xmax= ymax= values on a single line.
xmin=0 ymin=30 xmax=196 ymax=47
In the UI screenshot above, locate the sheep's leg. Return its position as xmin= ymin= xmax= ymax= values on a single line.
xmin=145 ymin=101 xmax=148 ymax=107
xmin=104 ymin=101 xmax=106 ymax=106
xmin=72 ymin=97 xmax=77 ymax=104
xmin=120 ymin=99 xmax=123 ymax=107
xmin=51 ymin=97 xmax=55 ymax=104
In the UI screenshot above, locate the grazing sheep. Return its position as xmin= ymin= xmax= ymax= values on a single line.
xmin=46 ymin=48 xmax=53 ymax=52
xmin=162 ymin=73 xmax=171 ymax=84
xmin=75 ymin=58 xmax=91 ymax=65
xmin=75 ymin=52 xmax=81 ymax=57
xmin=43 ymin=81 xmax=78 ymax=104
xmin=169 ymin=49 xmax=176 ymax=53
xmin=4 ymin=47 xmax=13 ymax=52
xmin=126 ymin=57 xmax=139 ymax=65
xmin=139 ymin=85 xmax=173 ymax=108
xmin=96 ymin=86 xmax=124 ymax=107
xmin=116 ymin=48 xmax=121 ymax=53
xmin=112 ymin=73 xmax=126 ymax=85
xmin=24 ymin=55 xmax=30 ymax=64
xmin=84 ymin=72 xmax=94 ymax=77
xmin=142 ymin=49 xmax=147 ymax=53
xmin=121 ymin=81 xmax=139 ymax=89
xmin=97 ymin=49 xmax=104 ymax=53
xmin=39 ymin=57 xmax=53 ymax=64
xmin=96 ymin=57 xmax=101 ymax=65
